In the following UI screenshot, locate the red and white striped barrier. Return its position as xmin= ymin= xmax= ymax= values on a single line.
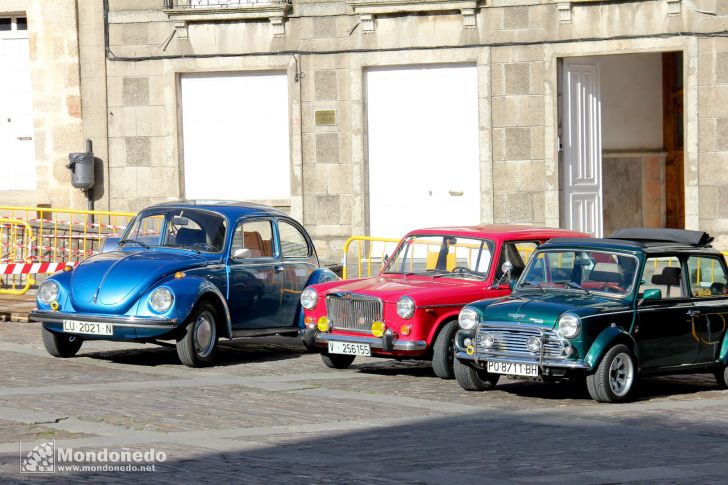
xmin=0 ymin=262 xmax=77 ymax=275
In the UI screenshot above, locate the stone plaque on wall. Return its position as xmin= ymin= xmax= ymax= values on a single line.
xmin=315 ymin=110 xmax=337 ymax=126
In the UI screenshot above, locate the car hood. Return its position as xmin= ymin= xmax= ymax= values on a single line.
xmin=69 ymin=250 xmax=208 ymax=314
xmin=322 ymin=275 xmax=487 ymax=305
xmin=482 ymin=292 xmax=632 ymax=329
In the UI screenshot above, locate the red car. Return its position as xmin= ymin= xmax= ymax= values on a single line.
xmin=299 ymin=225 xmax=588 ymax=378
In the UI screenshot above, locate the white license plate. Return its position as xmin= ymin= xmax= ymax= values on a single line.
xmin=328 ymin=341 xmax=371 ymax=356
xmin=487 ymin=361 xmax=539 ymax=377
xmin=62 ymin=320 xmax=113 ymax=336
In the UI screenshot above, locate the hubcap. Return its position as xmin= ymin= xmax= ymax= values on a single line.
xmin=194 ymin=311 xmax=216 ymax=358
xmin=609 ymin=352 xmax=634 ymax=397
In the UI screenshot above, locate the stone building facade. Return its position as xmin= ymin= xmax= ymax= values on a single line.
xmin=2 ymin=0 xmax=728 ymax=260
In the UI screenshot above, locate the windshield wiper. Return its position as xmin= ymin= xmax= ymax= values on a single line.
xmin=519 ymin=281 xmax=544 ymax=292
xmin=119 ymin=239 xmax=149 ymax=249
xmin=558 ymin=281 xmax=591 ymax=295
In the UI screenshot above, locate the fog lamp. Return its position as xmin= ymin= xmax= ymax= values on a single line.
xmin=464 ymin=338 xmax=473 ymax=347
xmin=526 ymin=336 xmax=542 ymax=354
xmin=317 ymin=316 xmax=331 ymax=332
xmin=482 ymin=332 xmax=495 ymax=348
xmin=371 ymin=320 xmax=386 ymax=337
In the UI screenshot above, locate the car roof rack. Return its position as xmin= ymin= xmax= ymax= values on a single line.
xmin=608 ymin=228 xmax=713 ymax=246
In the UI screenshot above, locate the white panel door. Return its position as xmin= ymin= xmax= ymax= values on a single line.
xmin=562 ymin=60 xmax=603 ymax=237
xmin=366 ymin=65 xmax=480 ymax=238
xmin=0 ymin=31 xmax=36 ymax=190
xmin=180 ymin=72 xmax=290 ymax=201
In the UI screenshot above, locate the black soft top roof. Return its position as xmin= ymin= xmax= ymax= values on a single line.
xmin=609 ymin=228 xmax=713 ymax=246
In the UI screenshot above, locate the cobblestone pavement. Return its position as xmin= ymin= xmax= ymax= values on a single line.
xmin=1 ymin=321 xmax=728 ymax=483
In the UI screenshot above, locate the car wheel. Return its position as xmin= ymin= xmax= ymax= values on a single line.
xmin=176 ymin=302 xmax=218 ymax=367
xmin=586 ymin=344 xmax=636 ymax=403
xmin=714 ymin=366 xmax=728 ymax=389
xmin=432 ymin=320 xmax=459 ymax=379
xmin=454 ymin=357 xmax=500 ymax=391
xmin=42 ymin=326 xmax=82 ymax=358
xmin=321 ymin=352 xmax=355 ymax=369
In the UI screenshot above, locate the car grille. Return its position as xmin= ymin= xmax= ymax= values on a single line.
xmin=326 ymin=294 xmax=383 ymax=333
xmin=476 ymin=324 xmax=565 ymax=361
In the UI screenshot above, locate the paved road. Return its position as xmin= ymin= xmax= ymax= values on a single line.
xmin=1 ymin=321 xmax=727 ymax=483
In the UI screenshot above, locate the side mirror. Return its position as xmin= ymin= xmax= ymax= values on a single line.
xmin=501 ymin=261 xmax=513 ymax=276
xmin=232 ymin=248 xmax=251 ymax=260
xmin=642 ymin=288 xmax=662 ymax=301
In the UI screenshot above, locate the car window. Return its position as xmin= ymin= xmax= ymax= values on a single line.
xmin=495 ymin=241 xmax=538 ymax=280
xmin=232 ymin=220 xmax=274 ymax=258
xmin=278 ymin=220 xmax=310 ymax=258
xmin=687 ymin=256 xmax=728 ymax=297
xmin=639 ymin=256 xmax=686 ymax=299
xmin=124 ymin=209 xmax=226 ymax=253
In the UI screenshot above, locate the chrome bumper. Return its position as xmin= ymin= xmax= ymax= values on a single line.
xmin=315 ymin=332 xmax=428 ymax=352
xmin=456 ymin=350 xmax=590 ymax=370
xmin=30 ymin=310 xmax=178 ymax=330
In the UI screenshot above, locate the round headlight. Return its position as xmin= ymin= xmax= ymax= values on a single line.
xmin=526 ymin=336 xmax=542 ymax=353
xmin=300 ymin=287 xmax=318 ymax=310
xmin=558 ymin=313 xmax=581 ymax=339
xmin=149 ymin=287 xmax=174 ymax=313
xmin=396 ymin=296 xmax=415 ymax=319
xmin=459 ymin=306 xmax=480 ymax=330
xmin=38 ymin=280 xmax=59 ymax=305
xmin=481 ymin=332 xmax=494 ymax=348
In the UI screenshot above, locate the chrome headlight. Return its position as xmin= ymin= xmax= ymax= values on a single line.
xmin=396 ymin=296 xmax=415 ymax=319
xmin=149 ymin=287 xmax=174 ymax=313
xmin=38 ymin=280 xmax=59 ymax=304
xmin=558 ymin=313 xmax=581 ymax=339
xmin=300 ymin=287 xmax=318 ymax=310
xmin=459 ymin=306 xmax=480 ymax=330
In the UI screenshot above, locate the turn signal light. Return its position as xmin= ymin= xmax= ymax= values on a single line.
xmin=174 ymin=271 xmax=186 ymax=279
xmin=63 ymin=265 xmax=73 ymax=272
xmin=317 ymin=316 xmax=331 ymax=332
xmin=400 ymin=324 xmax=412 ymax=336
xmin=371 ymin=320 xmax=386 ymax=337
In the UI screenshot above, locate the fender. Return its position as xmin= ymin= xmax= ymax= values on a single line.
xmin=719 ymin=334 xmax=728 ymax=367
xmin=584 ymin=325 xmax=637 ymax=370
xmin=152 ymin=276 xmax=233 ymax=339
xmin=296 ymin=268 xmax=340 ymax=329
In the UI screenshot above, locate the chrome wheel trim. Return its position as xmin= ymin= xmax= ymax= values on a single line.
xmin=193 ymin=311 xmax=216 ymax=358
xmin=609 ymin=352 xmax=634 ymax=397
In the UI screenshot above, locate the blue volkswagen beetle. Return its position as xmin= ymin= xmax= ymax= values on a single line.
xmin=30 ymin=201 xmax=337 ymax=367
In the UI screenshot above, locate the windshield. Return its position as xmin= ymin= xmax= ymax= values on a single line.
xmin=382 ymin=235 xmax=495 ymax=280
xmin=519 ymin=250 xmax=639 ymax=297
xmin=122 ymin=208 xmax=227 ymax=253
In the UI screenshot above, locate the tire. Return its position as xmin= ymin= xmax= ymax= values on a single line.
xmin=586 ymin=344 xmax=636 ymax=403
xmin=41 ymin=326 xmax=82 ymax=358
xmin=321 ymin=352 xmax=355 ymax=369
xmin=176 ymin=302 xmax=218 ymax=367
xmin=432 ymin=320 xmax=459 ymax=379
xmin=714 ymin=366 xmax=728 ymax=389
xmin=302 ymin=340 xmax=320 ymax=353
xmin=454 ymin=357 xmax=500 ymax=391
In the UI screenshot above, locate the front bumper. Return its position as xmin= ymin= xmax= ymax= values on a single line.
xmin=300 ymin=327 xmax=427 ymax=353
xmin=30 ymin=310 xmax=178 ymax=329
xmin=455 ymin=351 xmax=590 ymax=370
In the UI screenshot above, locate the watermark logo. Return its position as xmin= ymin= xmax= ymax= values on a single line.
xmin=19 ymin=441 xmax=165 ymax=474
xmin=20 ymin=441 xmax=55 ymax=474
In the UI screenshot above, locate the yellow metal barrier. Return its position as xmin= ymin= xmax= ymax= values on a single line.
xmin=0 ymin=218 xmax=34 ymax=295
xmin=343 ymin=236 xmax=401 ymax=279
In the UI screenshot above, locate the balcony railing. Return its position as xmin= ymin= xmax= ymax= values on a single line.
xmin=164 ymin=0 xmax=290 ymax=7
xmin=163 ymin=0 xmax=292 ymax=37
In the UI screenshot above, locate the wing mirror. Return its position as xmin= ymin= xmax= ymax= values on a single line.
xmin=490 ymin=261 xmax=514 ymax=289
xmin=232 ymin=248 xmax=251 ymax=260
xmin=642 ymin=288 xmax=662 ymax=301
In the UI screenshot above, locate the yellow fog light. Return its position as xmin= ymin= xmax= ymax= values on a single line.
xmin=50 ymin=301 xmax=59 ymax=311
xmin=371 ymin=320 xmax=386 ymax=338
xmin=317 ymin=316 xmax=331 ymax=332
xmin=466 ymin=345 xmax=475 ymax=356
xmin=400 ymin=324 xmax=412 ymax=336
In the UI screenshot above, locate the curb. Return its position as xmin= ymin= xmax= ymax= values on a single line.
xmin=0 ymin=313 xmax=30 ymax=323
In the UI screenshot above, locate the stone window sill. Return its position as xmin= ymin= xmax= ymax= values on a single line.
xmin=347 ymin=0 xmax=484 ymax=32
xmin=164 ymin=1 xmax=292 ymax=38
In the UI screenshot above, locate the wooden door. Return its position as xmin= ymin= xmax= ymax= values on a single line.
xmin=663 ymin=52 xmax=684 ymax=229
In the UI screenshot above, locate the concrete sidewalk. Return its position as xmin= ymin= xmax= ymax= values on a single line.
xmin=0 ymin=293 xmax=36 ymax=322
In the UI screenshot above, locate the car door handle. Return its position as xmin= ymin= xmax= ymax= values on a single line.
xmin=686 ymin=309 xmax=700 ymax=317
xmin=273 ymin=265 xmax=283 ymax=273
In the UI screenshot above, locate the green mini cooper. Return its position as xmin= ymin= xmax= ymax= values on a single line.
xmin=454 ymin=229 xmax=728 ymax=403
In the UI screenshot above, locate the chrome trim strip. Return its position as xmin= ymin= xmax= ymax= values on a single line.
xmin=30 ymin=311 xmax=177 ymax=329
xmin=456 ymin=351 xmax=590 ymax=370
xmin=315 ymin=332 xmax=427 ymax=352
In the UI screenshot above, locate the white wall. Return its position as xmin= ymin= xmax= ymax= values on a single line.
xmin=582 ymin=53 xmax=663 ymax=151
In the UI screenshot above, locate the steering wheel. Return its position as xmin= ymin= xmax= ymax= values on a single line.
xmin=452 ymin=266 xmax=475 ymax=274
